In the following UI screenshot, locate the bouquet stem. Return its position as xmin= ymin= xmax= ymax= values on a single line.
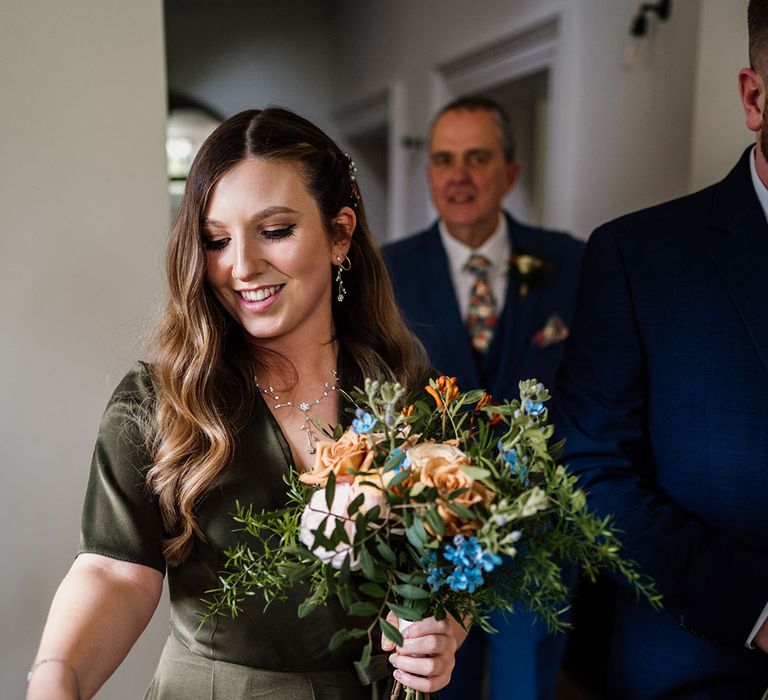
xmin=389 ymin=682 xmax=429 ymax=700
xmin=389 ymin=618 xmax=428 ymax=700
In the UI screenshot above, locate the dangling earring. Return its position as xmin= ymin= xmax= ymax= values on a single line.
xmin=335 ymin=255 xmax=352 ymax=302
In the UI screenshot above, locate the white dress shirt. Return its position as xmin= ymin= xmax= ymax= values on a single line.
xmin=746 ymin=146 xmax=768 ymax=649
xmin=438 ymin=215 xmax=511 ymax=322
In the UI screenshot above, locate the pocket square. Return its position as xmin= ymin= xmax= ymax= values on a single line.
xmin=534 ymin=314 xmax=569 ymax=348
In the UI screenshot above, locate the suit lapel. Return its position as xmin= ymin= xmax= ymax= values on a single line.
xmin=420 ymin=226 xmax=481 ymax=387
xmin=708 ymin=149 xmax=768 ymax=377
xmin=489 ymin=217 xmax=542 ymax=398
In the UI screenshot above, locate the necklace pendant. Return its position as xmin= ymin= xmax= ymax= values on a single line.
xmin=255 ymin=370 xmax=340 ymax=459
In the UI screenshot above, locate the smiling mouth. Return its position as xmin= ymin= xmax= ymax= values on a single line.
xmin=448 ymin=193 xmax=474 ymax=203
xmin=239 ymin=285 xmax=284 ymax=302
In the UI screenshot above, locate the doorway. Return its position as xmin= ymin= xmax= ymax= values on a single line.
xmin=433 ymin=15 xmax=560 ymax=229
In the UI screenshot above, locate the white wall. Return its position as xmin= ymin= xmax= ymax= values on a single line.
xmin=332 ymin=0 xmax=562 ymax=236
xmin=0 ymin=2 xmax=170 ymax=698
xmin=164 ymin=0 xmax=397 ymax=237
xmin=562 ymin=0 xmax=700 ymax=236
xmin=689 ymin=0 xmax=752 ymax=191
xmin=332 ymin=0 xmax=702 ymax=239
xmin=164 ymin=0 xmax=335 ymax=126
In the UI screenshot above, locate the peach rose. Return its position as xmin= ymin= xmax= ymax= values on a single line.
xmin=408 ymin=443 xmax=491 ymax=535
xmin=299 ymin=427 xmax=375 ymax=486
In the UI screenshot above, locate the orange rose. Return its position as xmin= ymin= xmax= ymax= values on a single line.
xmin=407 ymin=443 xmax=491 ymax=535
xmin=299 ymin=427 xmax=375 ymax=486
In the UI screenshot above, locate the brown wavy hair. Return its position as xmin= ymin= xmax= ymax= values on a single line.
xmin=146 ymin=107 xmax=429 ymax=565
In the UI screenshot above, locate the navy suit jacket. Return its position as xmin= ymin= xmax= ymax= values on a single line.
xmin=383 ymin=213 xmax=584 ymax=400
xmin=555 ymin=149 xmax=768 ymax=697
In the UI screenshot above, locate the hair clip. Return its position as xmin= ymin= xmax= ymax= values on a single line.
xmin=344 ymin=153 xmax=361 ymax=207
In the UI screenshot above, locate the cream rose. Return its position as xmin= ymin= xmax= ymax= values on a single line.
xmin=299 ymin=427 xmax=375 ymax=486
xmin=299 ymin=482 xmax=386 ymax=570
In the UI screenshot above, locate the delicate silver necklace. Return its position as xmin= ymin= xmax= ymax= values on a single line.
xmin=256 ymin=370 xmax=339 ymax=454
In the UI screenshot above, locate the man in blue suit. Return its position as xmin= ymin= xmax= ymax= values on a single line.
xmin=383 ymin=96 xmax=584 ymax=700
xmin=555 ymin=2 xmax=768 ymax=696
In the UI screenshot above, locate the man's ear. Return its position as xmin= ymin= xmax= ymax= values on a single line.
xmin=739 ymin=67 xmax=766 ymax=133
xmin=505 ymin=161 xmax=521 ymax=194
xmin=331 ymin=206 xmax=356 ymax=259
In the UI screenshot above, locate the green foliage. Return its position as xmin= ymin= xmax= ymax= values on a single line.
xmin=201 ymin=377 xmax=661 ymax=673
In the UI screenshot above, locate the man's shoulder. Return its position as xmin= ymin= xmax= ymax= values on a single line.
xmin=509 ymin=216 xmax=585 ymax=269
xmin=518 ymin=221 xmax=584 ymax=250
xmin=382 ymin=224 xmax=438 ymax=260
xmin=381 ymin=224 xmax=442 ymax=275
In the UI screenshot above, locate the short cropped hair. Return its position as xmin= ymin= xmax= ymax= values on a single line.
xmin=749 ymin=0 xmax=768 ymax=75
xmin=432 ymin=95 xmax=516 ymax=163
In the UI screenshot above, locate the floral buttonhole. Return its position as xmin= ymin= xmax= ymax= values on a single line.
xmin=509 ymin=253 xmax=552 ymax=298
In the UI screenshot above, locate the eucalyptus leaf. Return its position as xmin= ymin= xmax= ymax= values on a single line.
xmin=425 ymin=508 xmax=445 ymax=538
xmin=386 ymin=602 xmax=420 ymax=621
xmin=378 ymin=618 xmax=403 ymax=647
xmin=388 ymin=468 xmax=411 ymax=490
xmin=395 ymin=570 xmax=428 ymax=585
xmin=409 ymin=482 xmax=426 ymax=497
xmin=297 ymin=600 xmax=317 ymax=618
xmin=348 ymin=601 xmax=379 ymax=617
xmin=462 ymin=389 xmax=487 ymax=403
xmin=325 ymin=471 xmax=336 ymax=511
xmin=347 ymin=493 xmax=365 ymax=516
xmin=393 ymin=583 xmax=430 ymax=600
xmin=405 ymin=521 xmax=426 ymax=549
xmin=375 ymin=537 xmax=396 ymax=564
xmin=328 ymin=627 xmax=351 ymax=650
xmin=447 ymin=502 xmax=475 ymax=520
xmin=359 ymin=546 xmax=376 ymax=580
xmin=359 ymin=582 xmax=387 ymax=598
xmin=359 ymin=642 xmax=372 ymax=670
xmin=339 ymin=553 xmax=351 ymax=584
xmin=460 ymin=465 xmax=491 ymax=480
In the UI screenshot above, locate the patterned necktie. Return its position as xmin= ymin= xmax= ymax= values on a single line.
xmin=464 ymin=253 xmax=498 ymax=352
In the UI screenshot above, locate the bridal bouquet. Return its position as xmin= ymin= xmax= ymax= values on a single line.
xmin=203 ymin=377 xmax=659 ymax=699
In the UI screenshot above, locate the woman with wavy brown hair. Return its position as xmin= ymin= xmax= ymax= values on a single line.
xmin=27 ymin=108 xmax=465 ymax=700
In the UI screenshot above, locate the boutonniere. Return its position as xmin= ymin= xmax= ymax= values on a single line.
xmin=509 ymin=254 xmax=552 ymax=297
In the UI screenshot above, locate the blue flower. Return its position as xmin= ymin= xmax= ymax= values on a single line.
xmin=498 ymin=439 xmax=518 ymax=466
xmin=524 ymin=398 xmax=545 ymax=416
xmin=498 ymin=440 xmax=529 ymax=484
xmin=426 ymin=566 xmax=446 ymax=589
xmin=478 ymin=550 xmax=503 ymax=572
xmin=442 ymin=535 xmax=502 ymax=593
xmin=446 ymin=566 xmax=484 ymax=593
xmin=352 ymin=408 xmax=376 ymax=434
xmin=420 ymin=551 xmax=446 ymax=590
xmin=421 ymin=550 xmax=438 ymax=565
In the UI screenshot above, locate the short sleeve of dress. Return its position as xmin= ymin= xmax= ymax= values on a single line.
xmin=78 ymin=361 xmax=167 ymax=574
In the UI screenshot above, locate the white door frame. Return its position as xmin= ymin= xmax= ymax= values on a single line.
xmin=333 ymin=81 xmax=406 ymax=243
xmin=429 ymin=10 xmax=575 ymax=230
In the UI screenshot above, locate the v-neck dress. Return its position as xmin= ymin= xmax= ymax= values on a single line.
xmin=79 ymin=362 xmax=392 ymax=699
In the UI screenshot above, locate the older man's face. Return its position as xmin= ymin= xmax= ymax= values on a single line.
xmin=427 ymin=108 xmax=518 ymax=248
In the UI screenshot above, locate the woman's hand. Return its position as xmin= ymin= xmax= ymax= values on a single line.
xmin=381 ymin=611 xmax=467 ymax=693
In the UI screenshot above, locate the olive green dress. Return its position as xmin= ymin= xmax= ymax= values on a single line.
xmin=79 ymin=363 xmax=392 ymax=700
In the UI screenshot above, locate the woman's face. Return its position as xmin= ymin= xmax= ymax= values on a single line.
xmin=202 ymin=157 xmax=353 ymax=350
